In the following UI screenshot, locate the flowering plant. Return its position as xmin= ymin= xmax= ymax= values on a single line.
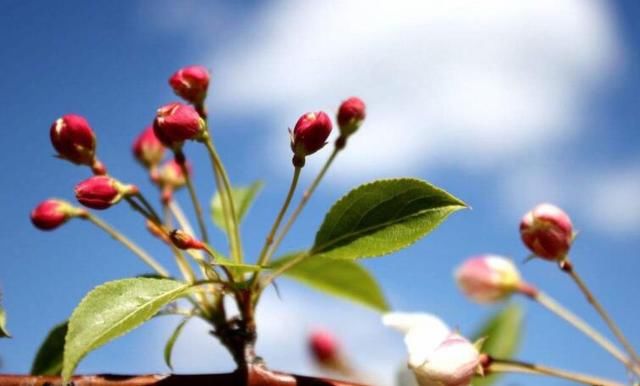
xmin=16 ymin=65 xmax=466 ymax=384
xmin=2 ymin=65 xmax=636 ymax=386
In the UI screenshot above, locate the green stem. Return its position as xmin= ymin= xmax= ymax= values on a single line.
xmin=488 ymin=358 xmax=625 ymax=386
xmin=561 ymin=259 xmax=640 ymax=369
xmin=260 ymin=251 xmax=310 ymax=292
xmin=201 ymin=136 xmax=243 ymax=262
xmin=266 ymin=148 xmax=339 ymax=263
xmin=134 ymin=192 xmax=162 ymax=225
xmin=531 ymin=291 xmax=638 ymax=375
xmin=124 ymin=196 xmax=155 ymax=222
xmin=175 ymin=151 xmax=209 ymax=244
xmin=256 ymin=167 xmax=302 ymax=268
xmin=84 ymin=214 xmax=169 ymax=277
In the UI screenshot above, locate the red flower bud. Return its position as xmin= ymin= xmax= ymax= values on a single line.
xmin=74 ymin=176 xmax=137 ymax=210
xmin=169 ymin=229 xmax=205 ymax=250
xmin=309 ymin=329 xmax=339 ymax=363
xmin=153 ymin=102 xmax=205 ymax=148
xmin=520 ymin=203 xmax=574 ymax=261
xmin=30 ymin=199 xmax=86 ymax=231
xmin=337 ymin=97 xmax=366 ymax=136
xmin=132 ymin=126 xmax=165 ymax=168
xmin=291 ymin=112 xmax=333 ymax=162
xmin=50 ymin=114 xmax=97 ymax=166
xmin=169 ymin=66 xmax=210 ymax=105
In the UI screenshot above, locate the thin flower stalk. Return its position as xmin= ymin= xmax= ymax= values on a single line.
xmin=84 ymin=214 xmax=169 ymax=277
xmin=487 ymin=358 xmax=625 ymax=386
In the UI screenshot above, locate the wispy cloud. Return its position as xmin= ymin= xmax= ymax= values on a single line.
xmin=207 ymin=0 xmax=620 ymax=178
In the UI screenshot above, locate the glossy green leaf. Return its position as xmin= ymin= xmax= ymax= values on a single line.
xmin=31 ymin=321 xmax=68 ymax=375
xmin=211 ymin=181 xmax=263 ymax=231
xmin=472 ymin=303 xmax=524 ymax=386
xmin=270 ymin=253 xmax=389 ymax=311
xmin=62 ymin=278 xmax=192 ymax=381
xmin=0 ymin=306 xmax=10 ymax=338
xmin=312 ymin=178 xmax=466 ymax=260
xmin=164 ymin=317 xmax=190 ymax=370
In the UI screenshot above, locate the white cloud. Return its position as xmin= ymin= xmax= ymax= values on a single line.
xmin=586 ymin=167 xmax=640 ymax=234
xmin=208 ymin=0 xmax=621 ymax=179
xmin=500 ymin=163 xmax=640 ymax=235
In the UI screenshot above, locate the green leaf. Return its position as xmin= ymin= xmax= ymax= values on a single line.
xmin=164 ymin=317 xmax=190 ymax=370
xmin=270 ymin=253 xmax=389 ymax=312
xmin=62 ymin=278 xmax=192 ymax=381
xmin=472 ymin=303 xmax=524 ymax=386
xmin=31 ymin=321 xmax=68 ymax=375
xmin=312 ymin=178 xmax=466 ymax=260
xmin=0 ymin=306 xmax=9 ymax=338
xmin=211 ymin=181 xmax=263 ymax=231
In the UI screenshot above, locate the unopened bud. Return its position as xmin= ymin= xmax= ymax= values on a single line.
xmin=455 ymin=255 xmax=527 ymax=303
xmin=152 ymin=159 xmax=190 ymax=190
xmin=169 ymin=66 xmax=210 ymax=106
xmin=290 ymin=111 xmax=332 ymax=164
xmin=50 ymin=114 xmax=105 ymax=173
xmin=169 ymin=229 xmax=205 ymax=250
xmin=411 ymin=333 xmax=481 ymax=386
xmin=132 ymin=126 xmax=165 ymax=168
xmin=153 ymin=102 xmax=206 ymax=149
xmin=520 ymin=203 xmax=574 ymax=261
xmin=309 ymin=329 xmax=340 ymax=364
xmin=30 ymin=199 xmax=86 ymax=231
xmin=308 ymin=328 xmax=353 ymax=376
xmin=337 ymin=97 xmax=366 ymax=137
xmin=74 ymin=176 xmax=137 ymax=210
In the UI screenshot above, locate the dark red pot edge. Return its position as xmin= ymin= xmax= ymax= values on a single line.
xmin=0 ymin=370 xmax=371 ymax=386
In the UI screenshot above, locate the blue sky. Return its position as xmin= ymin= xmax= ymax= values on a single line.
xmin=1 ymin=1 xmax=639 ymax=385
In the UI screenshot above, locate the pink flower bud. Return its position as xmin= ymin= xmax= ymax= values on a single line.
xmin=153 ymin=102 xmax=205 ymax=148
xmin=169 ymin=229 xmax=205 ymax=250
xmin=152 ymin=159 xmax=190 ymax=190
xmin=74 ymin=176 xmax=137 ymax=210
xmin=455 ymin=255 xmax=525 ymax=303
xmin=309 ymin=329 xmax=340 ymax=364
xmin=337 ymin=97 xmax=366 ymax=136
xmin=50 ymin=114 xmax=97 ymax=166
xmin=169 ymin=65 xmax=210 ymax=105
xmin=520 ymin=203 xmax=574 ymax=261
xmin=132 ymin=126 xmax=165 ymax=168
xmin=290 ymin=111 xmax=333 ymax=163
xmin=30 ymin=199 xmax=86 ymax=231
xmin=411 ymin=333 xmax=480 ymax=386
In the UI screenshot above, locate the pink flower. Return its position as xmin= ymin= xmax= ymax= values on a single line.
xmin=169 ymin=65 xmax=210 ymax=105
xmin=153 ymin=102 xmax=205 ymax=148
xmin=50 ymin=114 xmax=97 ymax=166
xmin=30 ymin=199 xmax=85 ymax=231
xmin=384 ymin=313 xmax=480 ymax=386
xmin=455 ymin=255 xmax=526 ymax=303
xmin=74 ymin=176 xmax=137 ymax=210
xmin=520 ymin=203 xmax=573 ymax=260
xmin=132 ymin=126 xmax=165 ymax=168
xmin=290 ymin=111 xmax=333 ymax=162
xmin=412 ymin=333 xmax=480 ymax=386
xmin=337 ymin=97 xmax=366 ymax=136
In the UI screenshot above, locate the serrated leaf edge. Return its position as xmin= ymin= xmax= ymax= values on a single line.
xmin=62 ymin=279 xmax=191 ymax=381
